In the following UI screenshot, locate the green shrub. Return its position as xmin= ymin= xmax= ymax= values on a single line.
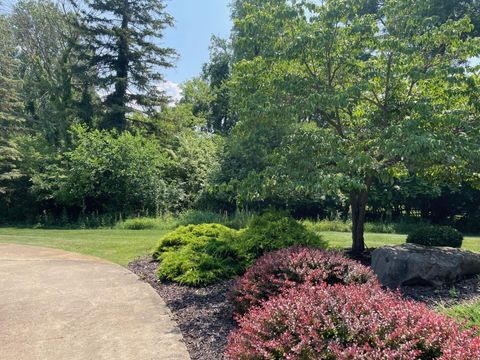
xmin=157 ymin=241 xmax=242 ymax=286
xmin=154 ymin=223 xmax=242 ymax=286
xmin=303 ymin=218 xmax=432 ymax=235
xmin=117 ymin=217 xmax=159 ymax=230
xmin=407 ymin=226 xmax=463 ymax=248
xmin=236 ymin=212 xmax=327 ymax=265
xmin=177 ymin=210 xmax=229 ymax=226
xmin=178 ymin=209 xmax=255 ymax=230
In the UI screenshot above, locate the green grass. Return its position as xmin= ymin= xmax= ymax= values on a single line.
xmin=321 ymin=231 xmax=480 ymax=253
xmin=1 ymin=226 xmax=479 ymax=267
xmin=0 ymin=227 xmax=175 ymax=266
xmin=439 ymin=299 xmax=480 ymax=332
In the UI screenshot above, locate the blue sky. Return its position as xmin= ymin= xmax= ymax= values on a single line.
xmin=161 ymin=0 xmax=232 ymax=99
xmin=164 ymin=0 xmax=232 ymax=83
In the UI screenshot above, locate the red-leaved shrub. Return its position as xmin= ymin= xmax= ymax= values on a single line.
xmin=226 ymin=283 xmax=480 ymax=359
xmin=230 ymin=246 xmax=378 ymax=314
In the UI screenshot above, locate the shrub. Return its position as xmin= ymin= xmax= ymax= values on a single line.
xmin=177 ymin=210 xmax=229 ymax=226
xmin=177 ymin=209 xmax=255 ymax=230
xmin=235 ymin=212 xmax=327 ymax=265
xmin=407 ymin=226 xmax=463 ymax=248
xmin=117 ymin=217 xmax=160 ymax=230
xmin=154 ymin=223 xmax=237 ymax=256
xmin=230 ymin=247 xmax=378 ymax=315
xmin=226 ymin=284 xmax=480 ymax=359
xmin=303 ymin=218 xmax=432 ymax=235
xmin=154 ymin=224 xmax=242 ymax=286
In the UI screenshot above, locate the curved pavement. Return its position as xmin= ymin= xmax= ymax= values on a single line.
xmin=0 ymin=244 xmax=190 ymax=360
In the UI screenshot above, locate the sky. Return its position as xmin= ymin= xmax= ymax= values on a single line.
xmin=160 ymin=0 xmax=232 ymax=100
xmin=2 ymin=0 xmax=233 ymax=100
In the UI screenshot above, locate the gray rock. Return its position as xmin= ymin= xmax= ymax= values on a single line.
xmin=371 ymin=243 xmax=480 ymax=288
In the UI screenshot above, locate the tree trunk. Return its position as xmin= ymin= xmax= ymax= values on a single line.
xmin=350 ymin=176 xmax=373 ymax=255
xmin=103 ymin=1 xmax=130 ymax=131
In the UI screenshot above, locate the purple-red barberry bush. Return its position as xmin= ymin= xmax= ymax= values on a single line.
xmin=226 ymin=283 xmax=480 ymax=359
xmin=230 ymin=246 xmax=378 ymax=315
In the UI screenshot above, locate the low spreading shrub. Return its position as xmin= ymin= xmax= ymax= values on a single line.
xmin=407 ymin=226 xmax=463 ymax=248
xmin=154 ymin=223 xmax=237 ymax=256
xmin=226 ymin=283 xmax=480 ymax=359
xmin=235 ymin=212 xmax=327 ymax=265
xmin=154 ymin=223 xmax=242 ymax=286
xmin=230 ymin=247 xmax=377 ymax=315
xmin=157 ymin=240 xmax=242 ymax=286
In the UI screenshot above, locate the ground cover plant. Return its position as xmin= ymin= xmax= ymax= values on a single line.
xmin=226 ymin=283 xmax=480 ymax=359
xmin=230 ymin=246 xmax=377 ymax=315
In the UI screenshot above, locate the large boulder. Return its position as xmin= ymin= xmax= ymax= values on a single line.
xmin=371 ymin=243 xmax=480 ymax=288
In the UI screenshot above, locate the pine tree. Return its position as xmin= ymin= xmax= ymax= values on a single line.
xmin=0 ymin=14 xmax=24 ymax=195
xmin=73 ymin=0 xmax=177 ymax=131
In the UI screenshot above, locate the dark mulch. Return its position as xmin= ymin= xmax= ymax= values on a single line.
xmin=128 ymin=257 xmax=235 ymax=360
xmin=401 ymin=275 xmax=480 ymax=307
xmin=129 ymin=254 xmax=480 ymax=360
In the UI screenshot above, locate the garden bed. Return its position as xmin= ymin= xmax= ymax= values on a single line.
xmin=129 ymin=256 xmax=480 ymax=360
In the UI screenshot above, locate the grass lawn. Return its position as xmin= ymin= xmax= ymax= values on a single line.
xmin=1 ymin=227 xmax=479 ymax=266
xmin=323 ymin=231 xmax=480 ymax=253
xmin=440 ymin=300 xmax=480 ymax=332
xmin=0 ymin=227 xmax=174 ymax=266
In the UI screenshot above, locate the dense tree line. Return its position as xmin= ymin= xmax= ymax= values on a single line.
xmin=0 ymin=0 xmax=220 ymax=223
xmin=1 ymin=0 xmax=479 ymax=251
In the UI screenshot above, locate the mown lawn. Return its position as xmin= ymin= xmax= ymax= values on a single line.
xmin=322 ymin=231 xmax=480 ymax=253
xmin=1 ymin=227 xmax=479 ymax=266
xmin=0 ymin=227 xmax=174 ymax=266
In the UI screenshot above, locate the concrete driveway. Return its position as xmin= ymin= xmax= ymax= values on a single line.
xmin=0 ymin=244 xmax=190 ymax=360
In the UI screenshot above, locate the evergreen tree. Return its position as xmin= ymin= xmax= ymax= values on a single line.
xmin=73 ymin=0 xmax=177 ymax=131
xmin=0 ymin=14 xmax=24 ymax=195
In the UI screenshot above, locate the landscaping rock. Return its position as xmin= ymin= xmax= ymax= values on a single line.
xmin=371 ymin=244 xmax=480 ymax=288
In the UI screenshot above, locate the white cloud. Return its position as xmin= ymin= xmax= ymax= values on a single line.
xmin=158 ymin=80 xmax=183 ymax=106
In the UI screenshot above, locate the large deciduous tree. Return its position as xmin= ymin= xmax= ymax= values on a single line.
xmin=0 ymin=13 xmax=24 ymax=197
xmin=229 ymin=0 xmax=480 ymax=253
xmin=201 ymin=37 xmax=236 ymax=134
xmin=12 ymin=0 xmax=93 ymax=145
xmin=72 ymin=0 xmax=177 ymax=131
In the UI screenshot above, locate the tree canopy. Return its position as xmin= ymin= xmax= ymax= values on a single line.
xmin=225 ymin=0 xmax=480 ymax=252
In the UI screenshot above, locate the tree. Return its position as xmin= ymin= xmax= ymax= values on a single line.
xmin=228 ymin=0 xmax=480 ymax=253
xmin=72 ymin=0 xmax=177 ymax=131
xmin=0 ymin=13 xmax=24 ymax=197
xmin=201 ymin=37 xmax=237 ymax=134
xmin=12 ymin=0 xmax=91 ymax=145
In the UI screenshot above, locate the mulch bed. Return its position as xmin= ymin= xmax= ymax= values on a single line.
xmin=129 ymin=255 xmax=480 ymax=360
